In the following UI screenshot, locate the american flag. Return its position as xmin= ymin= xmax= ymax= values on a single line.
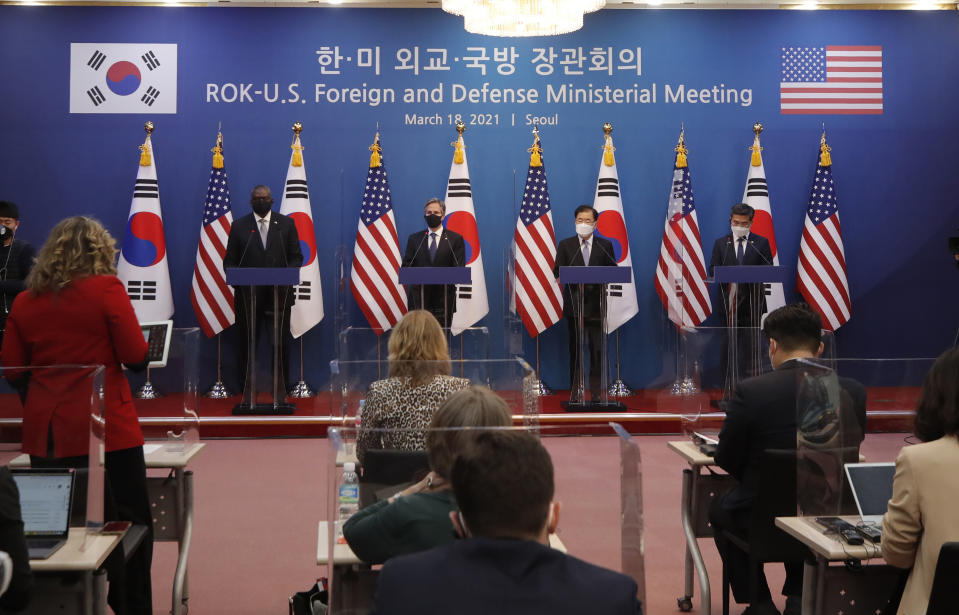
xmin=780 ymin=46 xmax=882 ymax=115
xmin=654 ymin=142 xmax=711 ymax=328
xmin=351 ymin=136 xmax=407 ymax=335
xmin=190 ymin=135 xmax=234 ymax=337
xmin=797 ymin=141 xmax=850 ymax=331
xmin=512 ymin=135 xmax=563 ymax=337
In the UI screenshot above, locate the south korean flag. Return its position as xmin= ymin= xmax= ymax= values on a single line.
xmin=69 ymin=43 xmax=177 ymax=114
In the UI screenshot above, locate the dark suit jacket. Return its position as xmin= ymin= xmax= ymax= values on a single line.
xmin=714 ymin=360 xmax=867 ymax=511
xmin=553 ymin=235 xmax=617 ymax=319
xmin=223 ymin=211 xmax=303 ymax=308
xmin=372 ymin=536 xmax=642 ymax=615
xmin=402 ymin=228 xmax=466 ymax=318
xmin=709 ymin=231 xmax=773 ymax=323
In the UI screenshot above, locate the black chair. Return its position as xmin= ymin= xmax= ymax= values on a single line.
xmin=721 ymin=448 xmax=813 ymax=615
xmin=926 ymin=542 xmax=959 ymax=615
xmin=358 ymin=449 xmax=429 ymax=508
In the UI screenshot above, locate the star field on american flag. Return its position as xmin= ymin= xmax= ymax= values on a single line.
xmin=203 ymin=167 xmax=231 ymax=224
xmin=671 ymin=167 xmax=695 ymax=219
xmin=781 ymin=47 xmax=826 ymax=82
xmin=520 ymin=166 xmax=550 ymax=226
xmin=360 ymin=166 xmax=393 ymax=225
xmin=808 ymin=167 xmax=837 ymax=224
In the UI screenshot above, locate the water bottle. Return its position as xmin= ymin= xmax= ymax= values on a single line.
xmin=338 ymin=462 xmax=359 ymax=520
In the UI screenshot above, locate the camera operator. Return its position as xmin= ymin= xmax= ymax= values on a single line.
xmin=0 ymin=202 xmax=35 ymax=349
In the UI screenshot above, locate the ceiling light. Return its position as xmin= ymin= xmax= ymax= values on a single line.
xmin=443 ymin=0 xmax=605 ymax=37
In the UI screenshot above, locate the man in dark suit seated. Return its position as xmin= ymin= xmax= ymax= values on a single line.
xmin=223 ymin=185 xmax=303 ymax=401
xmin=710 ymin=203 xmax=774 ymax=384
xmin=553 ymin=205 xmax=617 ymax=400
xmin=709 ymin=303 xmax=866 ymax=615
xmin=371 ymin=430 xmax=642 ymax=615
xmin=402 ymin=198 xmax=465 ymax=328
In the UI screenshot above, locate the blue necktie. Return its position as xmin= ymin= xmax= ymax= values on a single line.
xmin=429 ymin=232 xmax=437 ymax=262
xmin=736 ymin=237 xmax=745 ymax=265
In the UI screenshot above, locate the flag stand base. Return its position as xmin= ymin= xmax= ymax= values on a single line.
xmin=204 ymin=380 xmax=232 ymax=399
xmin=562 ymin=400 xmax=626 ymax=412
xmin=289 ymin=380 xmax=316 ymax=399
xmin=135 ymin=380 xmax=161 ymax=400
xmin=607 ymin=379 xmax=633 ymax=398
xmin=530 ymin=378 xmax=551 ymax=397
xmin=232 ymin=403 xmax=295 ymax=416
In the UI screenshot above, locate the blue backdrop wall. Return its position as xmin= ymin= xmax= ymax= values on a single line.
xmin=1 ymin=6 xmax=957 ymax=392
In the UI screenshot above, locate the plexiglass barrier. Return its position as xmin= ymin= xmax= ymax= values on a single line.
xmin=328 ymin=359 xmax=539 ymax=433
xmin=325 ymin=424 xmax=645 ymax=615
xmin=0 ymin=365 xmax=107 ymax=532
xmin=336 ymin=326 xmax=491 ymax=362
xmin=125 ymin=327 xmax=201 ymax=446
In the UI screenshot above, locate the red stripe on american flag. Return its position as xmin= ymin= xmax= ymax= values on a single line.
xmin=519 ymin=222 xmax=562 ymax=314
xmin=781 ymin=87 xmax=882 ymax=93
xmin=515 ymin=224 xmax=561 ymax=320
xmin=799 ymin=226 xmax=850 ymax=311
xmin=782 ymin=109 xmax=883 ymax=115
xmin=355 ymin=231 xmax=405 ymax=311
xmin=513 ymin=213 xmax=562 ymax=337
xmin=827 ymin=45 xmax=881 ymax=51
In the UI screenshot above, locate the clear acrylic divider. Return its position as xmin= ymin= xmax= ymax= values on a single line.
xmin=795 ymin=359 xmax=853 ymax=518
xmin=324 ymin=423 xmax=643 ymax=615
xmin=336 ymin=326 xmax=491 ymax=363
xmin=126 ymin=327 xmax=201 ymax=450
xmin=0 ymin=365 xmax=107 ymax=535
xmin=832 ymin=357 xmax=935 ymax=433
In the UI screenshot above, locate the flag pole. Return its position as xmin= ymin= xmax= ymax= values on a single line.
xmin=607 ymin=330 xmax=633 ymax=397
xmin=530 ymin=335 xmax=551 ymax=396
xmin=204 ymin=334 xmax=233 ymax=398
xmin=289 ymin=337 xmax=316 ymax=398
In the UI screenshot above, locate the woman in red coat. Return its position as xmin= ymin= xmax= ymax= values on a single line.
xmin=2 ymin=216 xmax=153 ymax=615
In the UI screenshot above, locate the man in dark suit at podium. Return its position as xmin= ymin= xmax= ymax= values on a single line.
xmin=553 ymin=205 xmax=616 ymax=400
xmin=402 ymin=198 xmax=465 ymax=328
xmin=710 ymin=203 xmax=773 ymax=382
xmin=223 ymin=185 xmax=302 ymax=400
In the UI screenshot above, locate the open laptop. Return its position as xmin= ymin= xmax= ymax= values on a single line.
xmin=11 ymin=469 xmax=75 ymax=559
xmin=844 ymin=462 xmax=896 ymax=526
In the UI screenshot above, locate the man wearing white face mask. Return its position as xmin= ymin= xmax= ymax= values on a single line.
xmin=710 ymin=203 xmax=774 ymax=381
xmin=553 ymin=205 xmax=616 ymax=400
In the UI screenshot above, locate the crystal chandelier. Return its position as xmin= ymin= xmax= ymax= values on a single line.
xmin=442 ymin=0 xmax=605 ymax=37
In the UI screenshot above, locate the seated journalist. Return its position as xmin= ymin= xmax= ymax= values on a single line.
xmin=356 ymin=310 xmax=468 ymax=463
xmin=882 ymin=348 xmax=959 ymax=615
xmin=709 ymin=303 xmax=866 ymax=615
xmin=371 ymin=430 xmax=642 ymax=615
xmin=343 ymin=386 xmax=512 ymax=564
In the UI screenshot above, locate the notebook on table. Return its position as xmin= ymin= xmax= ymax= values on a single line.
xmin=844 ymin=462 xmax=896 ymax=527
xmin=11 ymin=469 xmax=75 ymax=559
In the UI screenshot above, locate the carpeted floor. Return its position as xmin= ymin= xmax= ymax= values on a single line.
xmin=21 ymin=431 xmax=900 ymax=615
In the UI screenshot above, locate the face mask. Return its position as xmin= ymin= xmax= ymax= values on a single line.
xmin=252 ymin=197 xmax=273 ymax=216
xmin=576 ymin=223 xmax=594 ymax=238
xmin=731 ymin=225 xmax=749 ymax=239
xmin=425 ymin=213 xmax=443 ymax=228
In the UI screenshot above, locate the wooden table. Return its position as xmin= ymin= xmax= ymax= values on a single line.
xmin=27 ymin=527 xmax=126 ymax=615
xmin=775 ymin=516 xmax=899 ymax=615
xmin=667 ymin=440 xmax=734 ymax=615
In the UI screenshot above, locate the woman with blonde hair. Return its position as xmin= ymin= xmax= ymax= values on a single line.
xmin=356 ymin=309 xmax=469 ymax=462
xmin=2 ymin=216 xmax=153 ymax=615
xmin=345 ymin=386 xmax=513 ymax=564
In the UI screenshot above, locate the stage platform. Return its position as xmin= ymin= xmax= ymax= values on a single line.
xmin=0 ymin=387 xmax=917 ymax=439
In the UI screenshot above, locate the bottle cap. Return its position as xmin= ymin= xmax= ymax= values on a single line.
xmin=344 ymin=462 xmax=355 ymax=472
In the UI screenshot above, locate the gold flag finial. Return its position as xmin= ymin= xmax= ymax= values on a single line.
xmin=291 ymin=122 xmax=304 ymax=167
xmin=139 ymin=122 xmax=154 ymax=167
xmin=819 ymin=129 xmax=832 ymax=167
xmin=212 ymin=132 xmax=224 ymax=169
xmin=453 ymin=121 xmax=466 ymax=164
xmin=675 ymin=125 xmax=688 ymax=169
xmin=528 ymin=124 xmax=543 ymax=168
xmin=602 ymin=123 xmax=615 ymax=167
xmin=369 ymin=133 xmax=382 ymax=168
xmin=750 ymin=122 xmax=764 ymax=167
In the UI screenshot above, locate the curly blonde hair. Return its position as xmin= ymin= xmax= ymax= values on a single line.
xmin=387 ymin=310 xmax=450 ymax=387
xmin=27 ymin=216 xmax=118 ymax=294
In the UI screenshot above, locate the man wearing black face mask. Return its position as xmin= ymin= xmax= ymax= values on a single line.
xmin=223 ymin=185 xmax=303 ymax=402
xmin=0 ymin=201 xmax=35 ymax=351
xmin=402 ymin=198 xmax=465 ymax=328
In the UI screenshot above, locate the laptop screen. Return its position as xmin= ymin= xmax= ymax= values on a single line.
xmin=12 ymin=472 xmax=73 ymax=537
xmin=845 ymin=463 xmax=896 ymax=518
